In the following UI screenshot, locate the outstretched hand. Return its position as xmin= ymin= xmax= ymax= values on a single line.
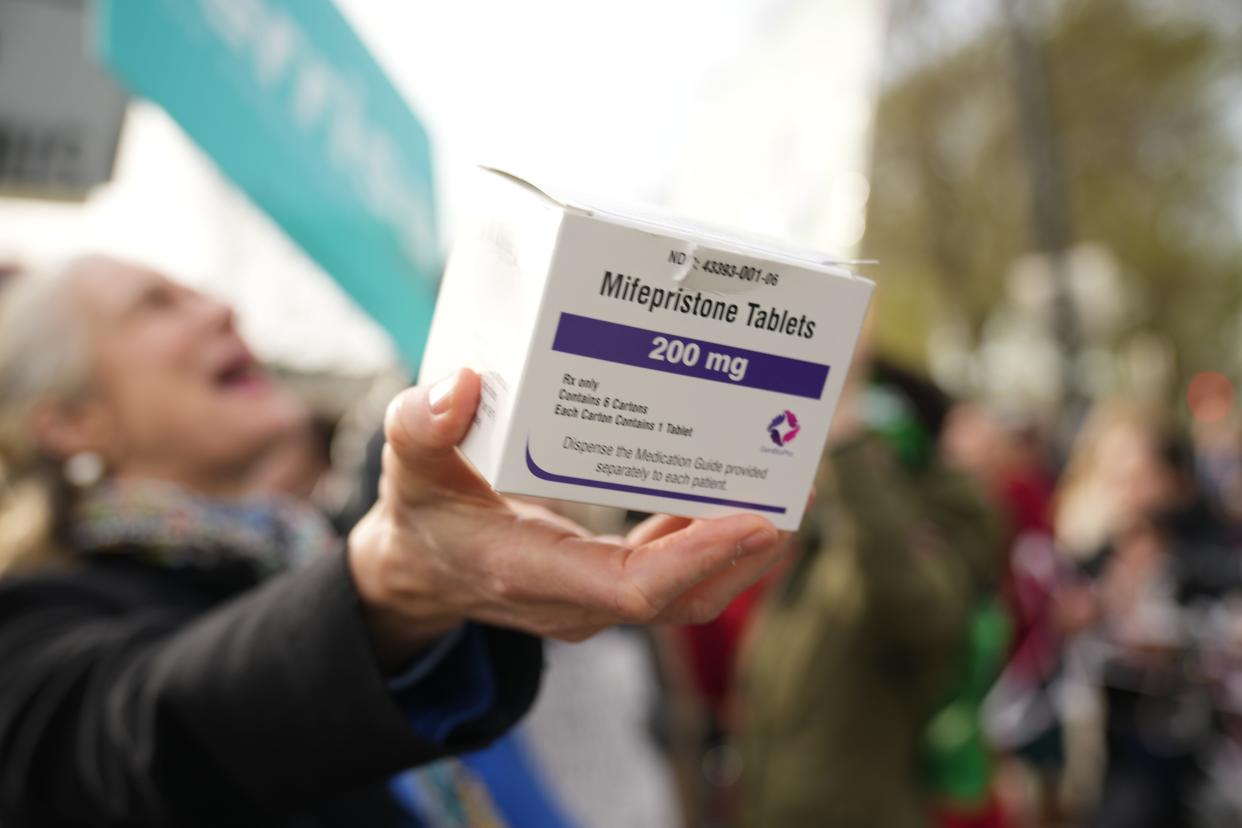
xmin=348 ymin=368 xmax=787 ymax=667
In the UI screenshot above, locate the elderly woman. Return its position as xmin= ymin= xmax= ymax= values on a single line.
xmin=0 ymin=256 xmax=782 ymax=827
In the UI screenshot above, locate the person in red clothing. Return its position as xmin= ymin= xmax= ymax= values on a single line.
xmin=942 ymin=401 xmax=1056 ymax=539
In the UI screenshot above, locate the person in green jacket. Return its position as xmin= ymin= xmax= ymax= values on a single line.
xmin=737 ymin=363 xmax=1004 ymax=828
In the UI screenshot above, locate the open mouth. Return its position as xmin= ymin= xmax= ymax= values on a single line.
xmin=213 ymin=352 xmax=270 ymax=395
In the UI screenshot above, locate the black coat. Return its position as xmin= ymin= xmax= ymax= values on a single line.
xmin=0 ymin=545 xmax=543 ymax=826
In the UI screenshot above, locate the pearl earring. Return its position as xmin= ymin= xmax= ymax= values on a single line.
xmin=64 ymin=452 xmax=105 ymax=488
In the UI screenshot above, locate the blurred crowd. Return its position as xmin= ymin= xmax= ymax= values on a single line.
xmin=683 ymin=360 xmax=1242 ymax=828
xmin=641 ymin=347 xmax=1242 ymax=828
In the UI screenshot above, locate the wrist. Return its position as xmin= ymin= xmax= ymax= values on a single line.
xmin=347 ymin=505 xmax=463 ymax=671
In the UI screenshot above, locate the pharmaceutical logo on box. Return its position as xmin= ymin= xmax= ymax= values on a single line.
xmin=767 ymin=410 xmax=801 ymax=447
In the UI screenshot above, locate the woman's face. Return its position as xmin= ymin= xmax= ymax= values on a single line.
xmin=59 ymin=259 xmax=304 ymax=493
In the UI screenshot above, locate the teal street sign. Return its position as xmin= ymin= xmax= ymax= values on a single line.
xmin=95 ymin=0 xmax=439 ymax=369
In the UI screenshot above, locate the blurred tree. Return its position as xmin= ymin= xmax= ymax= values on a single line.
xmin=865 ymin=0 xmax=1242 ymax=396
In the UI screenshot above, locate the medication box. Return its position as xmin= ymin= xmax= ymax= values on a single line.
xmin=419 ymin=167 xmax=874 ymax=531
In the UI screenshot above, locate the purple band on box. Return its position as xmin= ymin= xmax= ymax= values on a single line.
xmin=550 ymin=313 xmax=830 ymax=399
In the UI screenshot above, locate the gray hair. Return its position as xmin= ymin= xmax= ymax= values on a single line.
xmin=0 ymin=258 xmax=95 ymax=573
xmin=0 ymin=261 xmax=91 ymax=405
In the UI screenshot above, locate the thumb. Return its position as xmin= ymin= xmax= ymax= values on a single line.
xmin=382 ymin=368 xmax=494 ymax=500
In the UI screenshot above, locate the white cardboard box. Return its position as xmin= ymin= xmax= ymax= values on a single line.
xmin=419 ymin=167 xmax=874 ymax=531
